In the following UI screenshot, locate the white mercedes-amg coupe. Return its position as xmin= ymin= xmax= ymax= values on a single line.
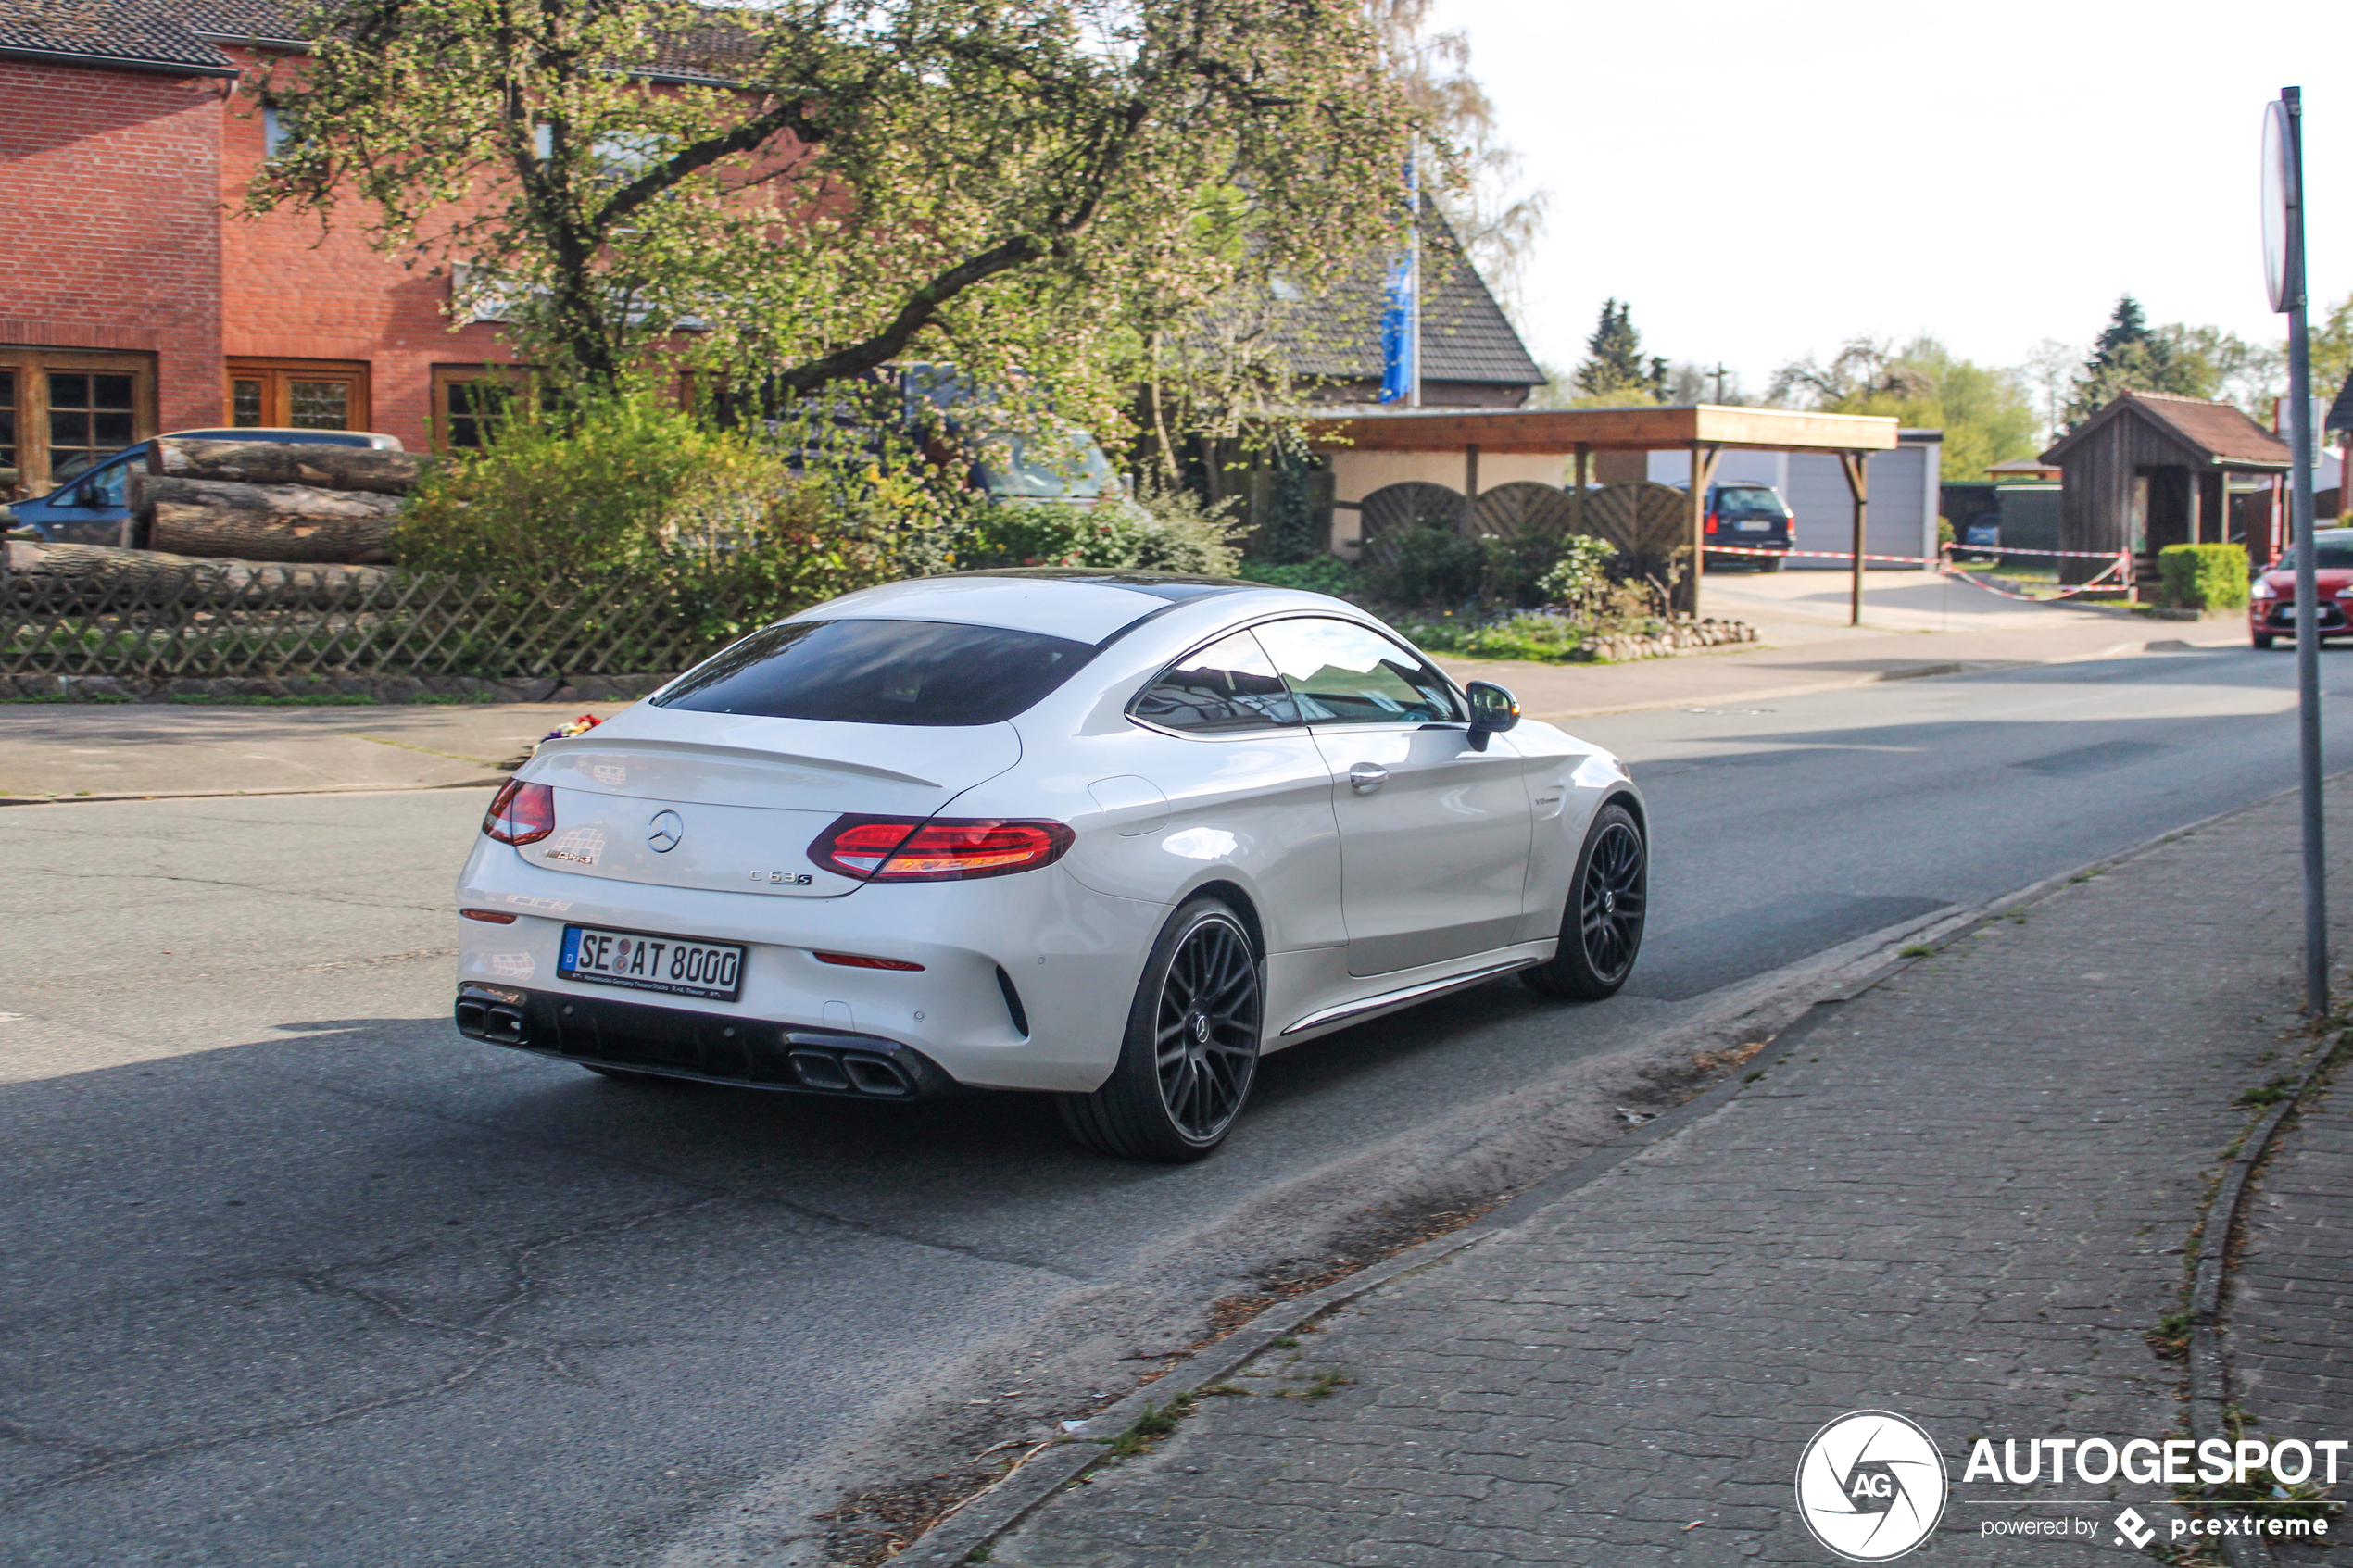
xmin=454 ymin=570 xmax=1647 ymax=1160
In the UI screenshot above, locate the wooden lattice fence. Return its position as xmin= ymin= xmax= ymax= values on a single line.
xmin=0 ymin=560 xmax=767 ymax=682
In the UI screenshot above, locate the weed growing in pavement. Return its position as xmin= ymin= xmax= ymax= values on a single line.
xmin=1270 ymin=1336 xmax=1301 ymax=1348
xmin=1898 ymin=944 xmax=1935 ymax=958
xmin=1291 ymin=1369 xmax=1354 ymax=1401
xmin=1197 ymin=1384 xmax=1252 ymax=1397
xmin=1743 ymin=1070 xmax=1767 ymax=1084
xmin=2234 ymin=1074 xmax=2299 ymax=1108
xmin=2147 ymin=1310 xmax=2193 ymax=1361
xmin=1106 ymin=1393 xmax=1197 ymax=1459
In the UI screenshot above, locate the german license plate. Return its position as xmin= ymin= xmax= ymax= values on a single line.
xmin=559 ymin=925 xmax=745 ymax=1000
xmin=1734 ymin=519 xmax=1772 ymax=532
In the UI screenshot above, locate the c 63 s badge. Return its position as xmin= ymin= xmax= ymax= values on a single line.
xmin=750 ymin=870 xmax=815 ymax=887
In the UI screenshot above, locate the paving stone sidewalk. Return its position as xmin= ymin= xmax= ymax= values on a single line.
xmin=988 ymin=785 xmax=2353 ymax=1566
xmin=2228 ymin=1043 xmax=2353 ymax=1565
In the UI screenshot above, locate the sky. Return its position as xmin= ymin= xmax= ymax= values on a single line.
xmin=1428 ymin=0 xmax=2347 ymax=397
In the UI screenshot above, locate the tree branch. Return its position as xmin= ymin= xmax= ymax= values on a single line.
xmin=770 ymin=234 xmax=1042 ymax=394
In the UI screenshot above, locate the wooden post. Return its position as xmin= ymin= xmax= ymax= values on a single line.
xmin=1683 ymin=444 xmax=1720 ymax=617
xmin=1465 ymin=443 xmax=1480 ymax=501
xmin=1571 ymin=444 xmax=1590 ymax=536
xmin=1841 ymin=452 xmax=1870 ymax=626
xmin=2186 ymin=467 xmax=2203 ymax=546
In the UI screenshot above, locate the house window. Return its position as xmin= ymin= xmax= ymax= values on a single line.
xmin=431 ymin=366 xmax=544 ymax=450
xmin=223 ymin=359 xmax=370 ymax=431
xmin=0 ymin=370 xmax=17 ymax=497
xmin=263 ymin=104 xmax=293 ymax=157
xmin=0 ymin=348 xmax=156 ymax=493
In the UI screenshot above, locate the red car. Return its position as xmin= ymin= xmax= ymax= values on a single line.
xmin=2251 ymin=529 xmax=2353 ymax=647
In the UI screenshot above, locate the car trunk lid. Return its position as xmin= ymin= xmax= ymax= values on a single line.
xmin=509 ymin=706 xmax=1021 ymax=898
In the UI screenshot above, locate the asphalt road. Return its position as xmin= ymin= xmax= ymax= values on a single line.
xmin=3 ymin=643 xmax=2347 ymax=1568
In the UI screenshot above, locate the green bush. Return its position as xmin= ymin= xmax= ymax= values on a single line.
xmin=394 ymin=386 xmax=914 ymax=634
xmin=1239 ymin=556 xmax=1355 ymax=596
xmin=1361 ymin=524 xmax=1485 ymax=608
xmin=956 ymin=484 xmax=1243 ymax=577
xmin=2157 ymin=543 xmax=2250 ymax=611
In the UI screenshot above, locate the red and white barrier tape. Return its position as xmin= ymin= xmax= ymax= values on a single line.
xmin=1700 ymin=542 xmax=2136 ymax=603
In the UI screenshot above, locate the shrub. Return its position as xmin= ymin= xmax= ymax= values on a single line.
xmin=955 ymin=484 xmax=1244 ymax=577
xmin=1239 ymin=556 xmax=1355 ymax=596
xmin=2157 ymin=543 xmax=2250 ymax=611
xmin=394 ymin=386 xmax=914 ymax=635
xmin=1362 ymin=523 xmax=1485 ymax=608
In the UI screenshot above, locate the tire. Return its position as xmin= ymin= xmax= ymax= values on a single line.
xmin=1057 ymin=897 xmax=1263 ymax=1162
xmin=2253 ymin=633 xmax=2275 ymax=648
xmin=1521 ymin=801 xmax=1647 ymax=1001
xmin=1760 ymin=554 xmax=1786 ymax=572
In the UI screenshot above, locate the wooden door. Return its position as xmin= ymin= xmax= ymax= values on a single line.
xmin=224 ymin=359 xmax=371 ymax=432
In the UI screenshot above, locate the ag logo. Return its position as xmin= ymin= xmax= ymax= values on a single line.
xmin=1794 ymin=1410 xmax=1946 ymax=1561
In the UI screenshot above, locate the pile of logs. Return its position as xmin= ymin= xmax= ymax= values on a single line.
xmin=142 ymin=439 xmax=423 ymax=565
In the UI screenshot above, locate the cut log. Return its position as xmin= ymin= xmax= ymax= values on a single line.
xmin=149 ymin=439 xmax=423 ymax=496
xmin=145 ymin=475 xmax=403 ymax=521
xmin=5 ymin=540 xmax=397 ymax=606
xmin=151 ymin=503 xmax=395 ymax=564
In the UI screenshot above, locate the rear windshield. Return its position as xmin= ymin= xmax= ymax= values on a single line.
xmin=1716 ymin=487 xmax=1785 ymax=514
xmin=2272 ymin=536 xmax=2353 ymax=572
xmin=654 ymin=618 xmax=1096 ymax=726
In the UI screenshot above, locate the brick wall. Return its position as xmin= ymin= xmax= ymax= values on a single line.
xmin=0 ymin=56 xmax=224 ymax=432
xmin=217 ymin=47 xmax=514 ymax=451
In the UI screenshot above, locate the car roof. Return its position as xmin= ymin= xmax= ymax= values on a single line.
xmin=792 ymin=568 xmax=1275 ymax=644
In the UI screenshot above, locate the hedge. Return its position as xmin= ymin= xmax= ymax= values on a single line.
xmin=2157 ymin=544 xmax=2249 ymax=612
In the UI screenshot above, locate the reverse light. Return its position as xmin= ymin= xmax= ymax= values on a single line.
xmin=809 ymin=814 xmax=1076 ymax=882
xmin=483 ymin=780 xmax=556 ymax=845
xmin=813 ymin=951 xmax=926 ymax=971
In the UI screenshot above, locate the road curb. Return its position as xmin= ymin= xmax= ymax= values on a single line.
xmin=0 ymin=777 xmax=509 ymax=807
xmin=1519 ymin=634 xmax=2238 ymax=721
xmin=2185 ymin=1030 xmax=2349 ymax=1568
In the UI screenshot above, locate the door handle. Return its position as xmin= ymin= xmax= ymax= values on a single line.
xmin=1348 ymin=762 xmax=1389 ymax=793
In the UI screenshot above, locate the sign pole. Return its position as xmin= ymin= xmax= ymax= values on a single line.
xmin=2268 ymin=86 xmax=2328 ymax=1016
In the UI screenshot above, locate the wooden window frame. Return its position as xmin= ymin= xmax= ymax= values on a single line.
xmin=223 ymin=358 xmax=371 ymax=433
xmin=430 ymin=364 xmax=539 ymax=452
xmin=0 ymin=346 xmax=157 ymax=498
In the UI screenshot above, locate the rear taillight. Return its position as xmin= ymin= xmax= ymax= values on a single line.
xmin=1705 ymin=511 xmax=1719 ymax=533
xmin=483 ymin=780 xmax=556 ymax=845
xmin=808 ymin=814 xmax=1075 ymax=882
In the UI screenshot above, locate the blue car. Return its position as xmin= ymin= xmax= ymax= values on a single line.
xmin=1701 ymin=483 xmax=1795 ymax=571
xmin=9 ymin=427 xmax=402 ymax=546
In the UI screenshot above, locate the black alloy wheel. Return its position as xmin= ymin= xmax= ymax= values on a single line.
xmin=1523 ymin=801 xmax=1646 ymax=1001
xmin=1058 ymin=897 xmax=1263 ymax=1161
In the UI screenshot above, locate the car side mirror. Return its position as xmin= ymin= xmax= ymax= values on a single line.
xmin=1465 ymin=681 xmax=1519 ymax=750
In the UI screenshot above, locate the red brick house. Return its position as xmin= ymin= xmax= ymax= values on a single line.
xmin=0 ymin=0 xmax=538 ymax=496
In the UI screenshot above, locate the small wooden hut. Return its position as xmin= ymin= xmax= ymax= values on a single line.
xmin=2040 ymin=392 xmax=2291 ymax=582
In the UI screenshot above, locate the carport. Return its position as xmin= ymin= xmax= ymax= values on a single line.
xmin=1305 ymin=405 xmax=1902 ymax=620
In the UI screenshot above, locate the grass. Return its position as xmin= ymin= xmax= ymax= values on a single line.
xmin=165 ymin=693 xmax=382 ymax=706
xmin=2233 ymin=1074 xmax=2299 ymax=1109
xmin=1 ymin=692 xmax=135 ymax=704
xmin=1103 ymin=1394 xmax=1196 ymax=1460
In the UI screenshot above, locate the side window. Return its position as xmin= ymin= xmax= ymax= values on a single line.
xmin=1132 ymin=630 xmax=1300 ymax=734
xmin=87 ymin=453 xmax=134 ymax=507
xmin=1252 ymin=618 xmax=1461 ymax=726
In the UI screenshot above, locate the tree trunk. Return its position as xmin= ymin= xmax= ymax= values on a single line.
xmin=149 ymin=439 xmax=424 ymax=496
xmin=4 ymin=540 xmax=397 ymax=606
xmin=151 ymin=503 xmax=396 ymax=564
xmin=145 ymin=475 xmax=403 ymax=520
